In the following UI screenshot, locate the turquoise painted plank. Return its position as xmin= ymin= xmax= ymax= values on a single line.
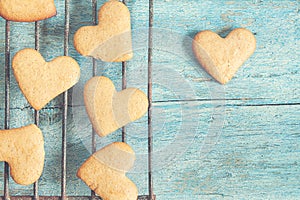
xmin=0 ymin=0 xmax=299 ymax=109
xmin=0 ymin=102 xmax=299 ymax=199
xmin=151 ymin=0 xmax=299 ymax=103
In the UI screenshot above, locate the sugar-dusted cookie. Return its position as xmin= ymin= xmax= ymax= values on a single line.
xmin=0 ymin=0 xmax=56 ymax=22
xmin=0 ymin=124 xmax=44 ymax=185
xmin=12 ymin=48 xmax=80 ymax=110
xmin=74 ymin=0 xmax=132 ymax=62
xmin=78 ymin=142 xmax=138 ymax=200
xmin=193 ymin=28 xmax=256 ymax=84
xmin=84 ymin=76 xmax=148 ymax=137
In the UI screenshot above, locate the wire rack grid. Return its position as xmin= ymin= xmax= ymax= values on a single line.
xmin=1 ymin=0 xmax=155 ymax=199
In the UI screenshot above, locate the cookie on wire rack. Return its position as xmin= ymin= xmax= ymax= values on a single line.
xmin=74 ymin=0 xmax=133 ymax=62
xmin=78 ymin=142 xmax=138 ymax=200
xmin=0 ymin=0 xmax=57 ymax=22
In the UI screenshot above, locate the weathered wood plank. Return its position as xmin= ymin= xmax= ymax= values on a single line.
xmin=0 ymin=0 xmax=299 ymax=109
xmin=152 ymin=103 xmax=300 ymax=199
xmin=0 ymin=102 xmax=299 ymax=199
xmin=151 ymin=0 xmax=299 ymax=103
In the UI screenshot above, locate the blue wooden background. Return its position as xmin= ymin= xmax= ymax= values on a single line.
xmin=0 ymin=0 xmax=299 ymax=199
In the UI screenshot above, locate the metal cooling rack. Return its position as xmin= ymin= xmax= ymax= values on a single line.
xmin=1 ymin=0 xmax=155 ymax=199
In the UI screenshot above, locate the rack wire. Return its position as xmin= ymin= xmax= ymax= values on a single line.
xmin=91 ymin=0 xmax=98 ymax=199
xmin=33 ymin=20 xmax=41 ymax=200
xmin=121 ymin=0 xmax=127 ymax=144
xmin=147 ymin=0 xmax=154 ymax=198
xmin=4 ymin=20 xmax=10 ymax=200
xmin=1 ymin=0 xmax=155 ymax=199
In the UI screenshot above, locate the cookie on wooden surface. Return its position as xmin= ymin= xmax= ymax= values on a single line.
xmin=0 ymin=124 xmax=44 ymax=185
xmin=77 ymin=142 xmax=138 ymax=200
xmin=74 ymin=0 xmax=132 ymax=62
xmin=12 ymin=48 xmax=80 ymax=110
xmin=84 ymin=76 xmax=148 ymax=137
xmin=0 ymin=0 xmax=56 ymax=22
xmin=193 ymin=28 xmax=256 ymax=84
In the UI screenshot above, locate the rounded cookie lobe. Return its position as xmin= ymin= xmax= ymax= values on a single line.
xmin=84 ymin=76 xmax=148 ymax=137
xmin=84 ymin=76 xmax=118 ymax=137
xmin=193 ymin=30 xmax=228 ymax=84
xmin=225 ymin=28 xmax=256 ymax=70
xmin=93 ymin=142 xmax=135 ymax=172
xmin=0 ymin=0 xmax=57 ymax=22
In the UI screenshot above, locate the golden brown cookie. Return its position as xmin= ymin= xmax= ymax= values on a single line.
xmin=74 ymin=0 xmax=133 ymax=62
xmin=193 ymin=28 xmax=256 ymax=84
xmin=0 ymin=124 xmax=44 ymax=185
xmin=0 ymin=0 xmax=56 ymax=22
xmin=84 ymin=76 xmax=148 ymax=137
xmin=77 ymin=142 xmax=138 ymax=200
xmin=12 ymin=48 xmax=80 ymax=110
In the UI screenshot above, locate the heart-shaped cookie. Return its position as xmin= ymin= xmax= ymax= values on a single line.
xmin=193 ymin=28 xmax=256 ymax=84
xmin=12 ymin=48 xmax=80 ymax=110
xmin=74 ymin=0 xmax=132 ymax=62
xmin=0 ymin=124 xmax=44 ymax=185
xmin=0 ymin=0 xmax=56 ymax=22
xmin=84 ymin=76 xmax=148 ymax=137
xmin=78 ymin=142 xmax=138 ymax=200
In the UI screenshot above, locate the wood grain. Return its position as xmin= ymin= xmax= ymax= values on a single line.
xmin=0 ymin=0 xmax=299 ymax=199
